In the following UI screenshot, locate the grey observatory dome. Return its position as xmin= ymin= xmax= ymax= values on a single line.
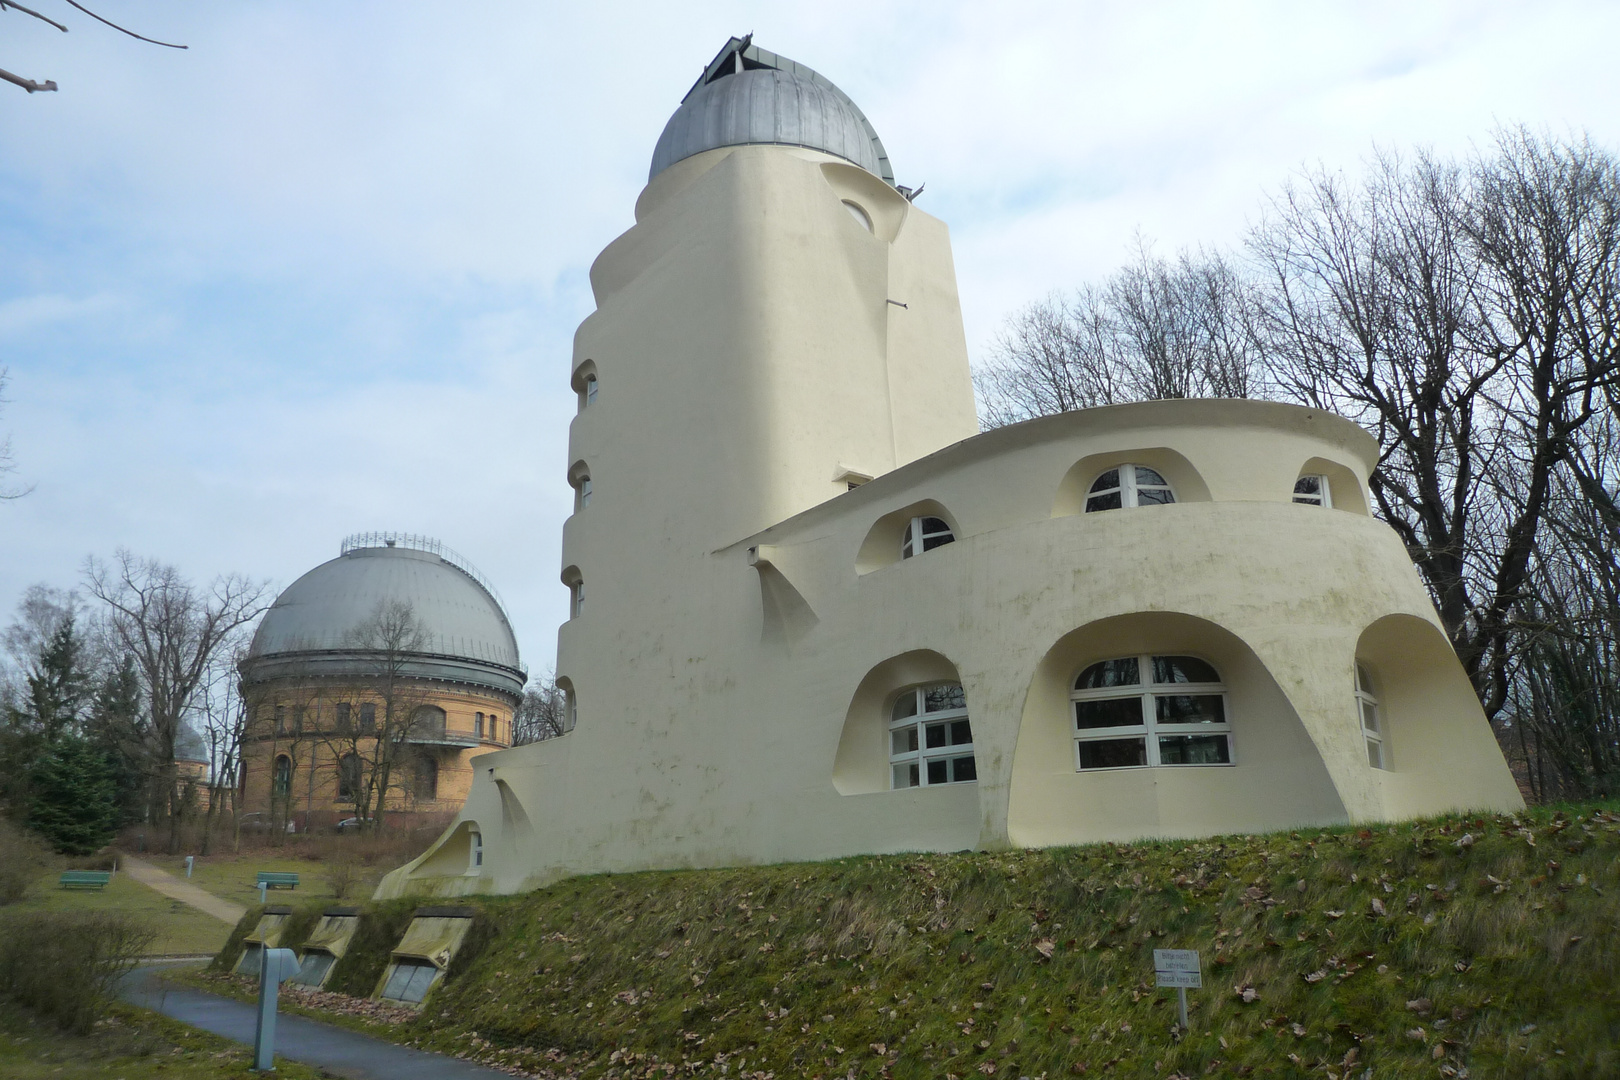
xmin=649 ymin=36 xmax=894 ymax=186
xmin=243 ymin=534 xmax=525 ymax=700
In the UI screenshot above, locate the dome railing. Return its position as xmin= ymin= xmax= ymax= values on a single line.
xmin=338 ymin=532 xmax=522 ymax=663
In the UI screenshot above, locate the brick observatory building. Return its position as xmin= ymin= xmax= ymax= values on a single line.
xmin=239 ymin=533 xmax=526 ymax=831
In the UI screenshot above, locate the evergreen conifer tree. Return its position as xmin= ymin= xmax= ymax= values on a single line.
xmin=26 ymin=733 xmax=119 ymax=854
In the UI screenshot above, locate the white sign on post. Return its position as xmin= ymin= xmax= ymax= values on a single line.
xmin=1152 ymin=948 xmax=1202 ymax=986
xmin=1153 ymin=949 xmax=1201 ymax=1031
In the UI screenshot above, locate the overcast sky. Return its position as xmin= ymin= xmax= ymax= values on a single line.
xmin=3 ymin=0 xmax=1618 ymax=676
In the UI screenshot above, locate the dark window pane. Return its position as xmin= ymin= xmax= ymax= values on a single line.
xmin=925 ymin=723 xmax=948 ymax=749
xmin=952 ymin=756 xmax=977 ymax=782
xmin=1293 ymin=475 xmax=1322 ymax=496
xmin=291 ymin=951 xmax=336 ymax=987
xmin=1085 ymin=491 xmax=1123 ymax=512
xmin=1075 ymin=696 xmax=1144 ymax=730
xmin=1134 ymin=466 xmax=1169 ymax=487
xmin=927 ymin=759 xmax=948 ymax=785
xmin=950 ymin=719 xmax=972 ymax=746
xmin=892 ymin=728 xmax=917 ymax=755
xmin=922 ymin=532 xmax=955 ymax=551
xmin=1158 ymin=734 xmax=1231 ymax=765
xmin=1152 ymin=656 xmax=1220 ymax=684
xmin=1155 ymin=694 xmax=1226 ymax=724
xmin=1089 ymin=469 xmax=1120 ymax=493
xmin=360 ymin=703 xmax=376 ymax=733
xmin=892 ymin=692 xmax=919 ymax=721
xmin=1077 ymin=738 xmax=1147 ymax=769
xmin=921 ymin=517 xmax=951 ymax=534
xmin=1134 ymin=487 xmax=1175 ymax=506
xmin=924 ymin=684 xmax=966 ymax=712
xmin=1075 ymin=657 xmax=1140 ymax=690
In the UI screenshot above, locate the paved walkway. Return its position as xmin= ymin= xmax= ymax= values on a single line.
xmin=121 ymin=965 xmax=510 ymax=1079
xmin=120 ymin=854 xmax=248 ymax=925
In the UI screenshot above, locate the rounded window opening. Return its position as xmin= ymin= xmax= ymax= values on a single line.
xmin=889 ymin=683 xmax=976 ymax=788
xmin=468 ymin=828 xmax=483 ymax=871
xmin=572 ymin=361 xmax=599 ymax=414
xmin=1294 ymin=474 xmax=1332 ymax=507
xmin=842 ymin=199 xmax=872 ymax=232
xmin=575 ymin=475 xmax=592 ymax=511
xmin=562 ymin=566 xmax=583 ymax=620
xmin=1070 ymin=654 xmax=1231 ymax=769
xmin=1085 ymin=465 xmax=1176 ymax=511
xmin=1355 ymin=662 xmax=1386 ymax=769
xmin=901 ymin=516 xmax=954 ymax=559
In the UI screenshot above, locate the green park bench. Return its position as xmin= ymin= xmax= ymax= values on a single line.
xmin=59 ymin=870 xmax=112 ymax=890
xmin=256 ymin=871 xmax=300 ymax=891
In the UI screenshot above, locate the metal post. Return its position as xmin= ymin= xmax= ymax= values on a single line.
xmin=253 ymin=946 xmax=297 ymax=1070
xmin=185 ymin=855 xmax=194 ymax=878
xmin=1177 ymin=986 xmax=1189 ymax=1031
xmin=259 ymin=882 xmax=267 ymax=905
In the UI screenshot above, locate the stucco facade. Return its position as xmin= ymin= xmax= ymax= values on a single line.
xmin=378 ymin=39 xmax=1521 ymax=899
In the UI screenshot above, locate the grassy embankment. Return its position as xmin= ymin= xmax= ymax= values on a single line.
xmin=0 ymin=1000 xmax=329 ymax=1080
xmin=193 ymin=803 xmax=1620 ymax=1079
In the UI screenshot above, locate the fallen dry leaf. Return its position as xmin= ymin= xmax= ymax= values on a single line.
xmin=1407 ymin=998 xmax=1434 ymax=1016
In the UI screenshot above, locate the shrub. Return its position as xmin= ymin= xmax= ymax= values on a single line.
xmin=0 ymin=911 xmax=154 ymax=1033
xmin=0 ymin=817 xmax=53 ymax=905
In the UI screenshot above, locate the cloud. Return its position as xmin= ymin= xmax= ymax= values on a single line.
xmin=2 ymin=0 xmax=1619 ymax=669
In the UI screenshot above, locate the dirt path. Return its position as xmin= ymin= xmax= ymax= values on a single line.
xmin=120 ymin=854 xmax=248 ymax=925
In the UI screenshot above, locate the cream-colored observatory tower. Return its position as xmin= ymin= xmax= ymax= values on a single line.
xmin=379 ymin=38 xmax=1521 ymax=899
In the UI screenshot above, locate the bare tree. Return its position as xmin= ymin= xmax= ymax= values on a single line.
xmin=513 ymin=673 xmax=568 ymax=746
xmin=974 ymin=246 xmax=1263 ymax=428
xmin=1250 ymin=130 xmax=1620 ymax=718
xmin=2 ymin=0 xmax=185 ymax=94
xmin=0 ymin=370 xmax=31 ymax=500
xmin=84 ymin=551 xmax=269 ymax=853
xmin=299 ymin=600 xmax=437 ymax=833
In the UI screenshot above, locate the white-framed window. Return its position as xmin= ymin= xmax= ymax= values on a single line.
xmin=1085 ymin=465 xmax=1176 ymax=511
xmin=900 ymin=516 xmax=954 ymax=559
xmin=578 ymin=476 xmax=592 ymax=509
xmin=1294 ymin=475 xmax=1332 ymax=507
xmin=564 ymin=686 xmax=577 ymax=730
xmin=469 ymin=829 xmax=483 ymax=871
xmin=570 ymin=580 xmax=584 ymax=619
xmin=585 ymin=373 xmax=598 ymax=407
xmin=1355 ymin=662 xmax=1385 ymax=769
xmin=1070 ymin=655 xmax=1232 ymax=769
xmin=843 ymin=200 xmax=873 ymax=232
xmin=888 ymin=683 xmax=976 ymax=788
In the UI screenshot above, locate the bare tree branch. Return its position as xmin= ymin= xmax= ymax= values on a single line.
xmin=0 ymin=0 xmax=69 ymax=33
xmin=59 ymin=0 xmax=185 ymax=48
xmin=0 ymin=66 xmax=57 ymax=93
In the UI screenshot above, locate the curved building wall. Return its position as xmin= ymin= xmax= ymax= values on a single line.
xmin=382 ymin=398 xmax=1523 ymax=898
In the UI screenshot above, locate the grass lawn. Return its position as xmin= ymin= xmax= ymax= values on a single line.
xmin=0 ymin=1001 xmax=328 ymax=1080
xmin=11 ymin=870 xmax=230 ymax=956
xmin=146 ymin=852 xmax=348 ymax=908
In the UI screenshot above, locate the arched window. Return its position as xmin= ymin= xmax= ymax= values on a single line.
xmin=1294 ymin=475 xmax=1332 ymax=507
xmin=900 ymin=516 xmax=954 ymax=559
xmin=475 ymin=712 xmax=485 ymax=739
xmin=1355 ymin=662 xmax=1385 ymax=768
xmin=338 ymin=753 xmax=363 ymax=802
xmin=414 ymin=755 xmax=438 ymax=800
xmin=1085 ymin=465 xmax=1175 ymax=512
xmin=410 ymin=705 xmax=447 ymax=740
xmin=888 ymin=683 xmax=976 ymax=788
xmin=1070 ymin=655 xmax=1230 ymax=769
xmin=584 ymin=373 xmax=598 ymax=407
xmin=469 ymin=828 xmax=483 ymax=870
xmin=570 ymin=579 xmax=585 ymax=618
xmin=272 ymin=755 xmax=292 ymax=798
